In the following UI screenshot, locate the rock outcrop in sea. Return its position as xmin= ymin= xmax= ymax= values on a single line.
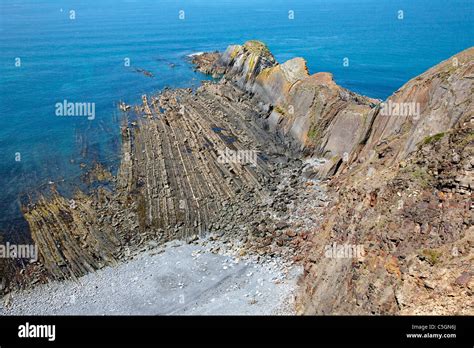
xmin=5 ymin=41 xmax=472 ymax=314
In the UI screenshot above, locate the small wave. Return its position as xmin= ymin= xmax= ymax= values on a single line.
xmin=187 ymin=52 xmax=205 ymax=58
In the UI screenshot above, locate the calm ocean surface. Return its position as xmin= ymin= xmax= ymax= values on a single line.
xmin=0 ymin=0 xmax=473 ymax=240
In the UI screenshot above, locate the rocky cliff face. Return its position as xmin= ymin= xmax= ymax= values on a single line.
xmin=195 ymin=41 xmax=473 ymax=314
xmin=298 ymin=123 xmax=473 ymax=314
xmin=351 ymin=47 xmax=473 ymax=167
xmin=295 ymin=47 xmax=473 ymax=315
xmin=198 ymin=42 xmax=473 ymax=179
xmin=196 ymin=41 xmax=379 ymax=176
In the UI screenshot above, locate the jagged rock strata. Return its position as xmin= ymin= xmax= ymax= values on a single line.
xmin=20 ymin=72 xmax=307 ymax=281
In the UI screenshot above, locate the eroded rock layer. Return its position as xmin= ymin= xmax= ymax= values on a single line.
xmin=298 ymin=123 xmax=473 ymax=314
xmin=122 ymin=85 xmax=293 ymax=237
xmin=294 ymin=48 xmax=473 ymax=315
xmin=21 ymin=77 xmax=303 ymax=280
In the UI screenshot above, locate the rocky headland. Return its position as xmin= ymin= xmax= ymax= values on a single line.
xmin=2 ymin=40 xmax=472 ymax=315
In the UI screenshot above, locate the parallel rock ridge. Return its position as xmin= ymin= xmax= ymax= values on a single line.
xmin=13 ymin=40 xmax=474 ymax=316
xmin=20 ymin=67 xmax=304 ymax=281
xmin=195 ymin=42 xmax=473 ymax=177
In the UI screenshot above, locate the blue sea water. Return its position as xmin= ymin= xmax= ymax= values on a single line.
xmin=0 ymin=0 xmax=473 ymax=241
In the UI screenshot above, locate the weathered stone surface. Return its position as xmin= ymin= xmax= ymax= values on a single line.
xmin=293 ymin=49 xmax=474 ymax=314
xmin=20 ymin=71 xmax=306 ymax=281
xmin=194 ymin=40 xmax=473 ymax=315
xmin=199 ymin=41 xmax=473 ymax=179
xmin=198 ymin=40 xmax=378 ymax=173
xmin=353 ymin=46 xmax=474 ymax=169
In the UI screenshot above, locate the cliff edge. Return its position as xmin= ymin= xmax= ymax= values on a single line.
xmin=194 ymin=41 xmax=473 ymax=314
